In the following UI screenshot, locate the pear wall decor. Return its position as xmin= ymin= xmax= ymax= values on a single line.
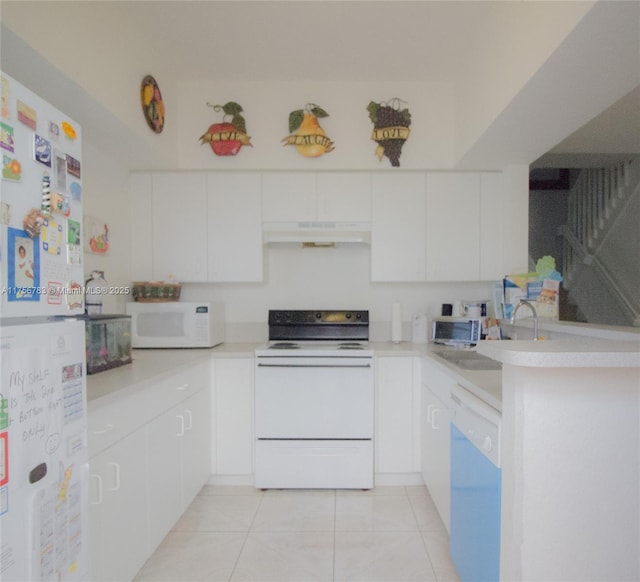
xmin=199 ymin=102 xmax=252 ymax=156
xmin=282 ymin=104 xmax=335 ymax=158
xmin=367 ymin=98 xmax=411 ymax=167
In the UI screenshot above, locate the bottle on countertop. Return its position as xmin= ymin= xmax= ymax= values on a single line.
xmin=85 ymin=270 xmax=107 ymax=315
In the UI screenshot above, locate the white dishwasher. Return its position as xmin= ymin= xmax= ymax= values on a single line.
xmin=450 ymin=383 xmax=502 ymax=582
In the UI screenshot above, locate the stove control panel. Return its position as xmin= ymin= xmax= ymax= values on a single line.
xmin=269 ymin=310 xmax=368 ymax=325
xmin=268 ymin=310 xmax=369 ymax=342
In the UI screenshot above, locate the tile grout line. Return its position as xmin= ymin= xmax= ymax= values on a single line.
xmin=405 ymin=486 xmax=440 ymax=581
xmin=226 ymin=491 xmax=265 ymax=581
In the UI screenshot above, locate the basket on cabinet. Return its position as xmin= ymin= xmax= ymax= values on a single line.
xmin=132 ymin=281 xmax=182 ymax=302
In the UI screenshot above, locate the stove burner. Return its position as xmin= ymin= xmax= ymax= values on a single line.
xmin=270 ymin=342 xmax=300 ymax=349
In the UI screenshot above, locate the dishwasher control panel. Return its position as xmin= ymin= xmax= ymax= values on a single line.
xmin=450 ymin=384 xmax=501 ymax=467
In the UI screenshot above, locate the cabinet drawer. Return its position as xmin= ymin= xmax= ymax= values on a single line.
xmin=421 ymin=356 xmax=456 ymax=404
xmin=89 ymin=362 xmax=208 ymax=458
xmin=89 ymin=389 xmax=153 ymax=458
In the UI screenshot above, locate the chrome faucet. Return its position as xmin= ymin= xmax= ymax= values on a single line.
xmin=510 ymin=300 xmax=539 ymax=340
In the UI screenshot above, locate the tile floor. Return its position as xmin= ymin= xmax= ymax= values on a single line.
xmin=134 ymin=484 xmax=460 ymax=582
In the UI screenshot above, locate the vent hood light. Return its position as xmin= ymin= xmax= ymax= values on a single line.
xmin=262 ymin=221 xmax=371 ymax=245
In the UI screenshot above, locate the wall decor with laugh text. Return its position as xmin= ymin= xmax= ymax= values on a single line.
xmin=282 ymin=104 xmax=335 ymax=158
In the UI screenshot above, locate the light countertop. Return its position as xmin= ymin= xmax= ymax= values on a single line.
xmin=87 ymin=348 xmax=213 ymax=407
xmin=476 ymin=338 xmax=640 ymax=368
xmin=87 ymin=341 xmax=503 ymax=410
xmin=88 ymin=336 xmax=639 ymax=413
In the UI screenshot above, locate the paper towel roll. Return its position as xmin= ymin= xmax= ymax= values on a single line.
xmin=391 ymin=302 xmax=402 ymax=343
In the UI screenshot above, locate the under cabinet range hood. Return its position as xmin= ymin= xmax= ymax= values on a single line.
xmin=262 ymin=221 xmax=371 ymax=245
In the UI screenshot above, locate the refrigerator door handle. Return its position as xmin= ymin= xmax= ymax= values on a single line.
xmin=177 ymin=414 xmax=185 ymax=437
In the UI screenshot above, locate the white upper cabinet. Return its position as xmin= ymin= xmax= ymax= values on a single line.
xmin=207 ymin=173 xmax=263 ymax=282
xmin=130 ymin=169 xmax=525 ymax=285
xmin=316 ymin=173 xmax=371 ymax=222
xmin=479 ymin=172 xmax=506 ymax=281
xmin=371 ymin=172 xmax=426 ymax=282
xmin=130 ymin=172 xmax=264 ymax=283
xmin=262 ymin=172 xmax=371 ymax=223
xmin=426 ymin=173 xmax=481 ymax=281
xmin=152 ymin=173 xmax=208 ymax=282
xmin=130 ymin=172 xmax=154 ymax=282
xmin=262 ymin=172 xmax=316 ymax=222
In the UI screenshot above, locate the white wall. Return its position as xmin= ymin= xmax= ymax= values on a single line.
xmin=81 ymin=141 xmax=132 ymax=314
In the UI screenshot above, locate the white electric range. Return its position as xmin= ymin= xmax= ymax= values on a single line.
xmin=254 ymin=310 xmax=374 ymax=489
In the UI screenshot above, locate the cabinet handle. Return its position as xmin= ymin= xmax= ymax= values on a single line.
xmin=107 ymin=462 xmax=121 ymax=492
xmin=91 ymin=474 xmax=103 ymax=505
xmin=93 ymin=423 xmax=114 ymax=435
xmin=431 ymin=408 xmax=440 ymax=430
xmin=426 ymin=404 xmax=435 ymax=423
xmin=177 ymin=414 xmax=185 ymax=437
xmin=184 ymin=409 xmax=193 ymax=431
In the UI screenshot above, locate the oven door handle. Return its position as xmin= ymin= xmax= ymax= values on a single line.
xmin=257 ymin=363 xmax=371 ymax=369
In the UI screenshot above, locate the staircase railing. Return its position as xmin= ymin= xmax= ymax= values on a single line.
xmin=560 ymin=157 xmax=640 ymax=326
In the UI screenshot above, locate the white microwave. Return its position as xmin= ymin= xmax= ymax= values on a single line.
xmin=432 ymin=316 xmax=482 ymax=346
xmin=126 ymin=301 xmax=224 ymax=348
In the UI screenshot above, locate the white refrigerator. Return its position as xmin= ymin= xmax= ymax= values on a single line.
xmin=1 ymin=71 xmax=85 ymax=318
xmin=1 ymin=317 xmax=90 ymax=581
xmin=1 ymin=73 xmax=90 ymax=580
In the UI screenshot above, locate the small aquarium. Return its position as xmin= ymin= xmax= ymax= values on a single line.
xmin=84 ymin=314 xmax=132 ymax=374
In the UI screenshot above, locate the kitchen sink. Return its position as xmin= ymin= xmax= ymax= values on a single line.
xmin=433 ymin=350 xmax=502 ymax=371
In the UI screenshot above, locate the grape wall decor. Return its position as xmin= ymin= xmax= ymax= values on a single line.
xmin=199 ymin=102 xmax=252 ymax=156
xmin=367 ymin=98 xmax=411 ymax=167
xmin=282 ymin=103 xmax=335 ymax=158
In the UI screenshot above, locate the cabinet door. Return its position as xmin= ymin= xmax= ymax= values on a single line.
xmin=262 ymin=172 xmax=316 ymax=222
xmin=421 ymin=383 xmax=451 ymax=533
xmin=207 ymin=173 xmax=263 ymax=281
xmin=426 ymin=173 xmax=480 ymax=281
xmin=146 ymin=404 xmax=184 ymax=552
xmin=479 ymin=172 xmax=504 ymax=281
xmin=375 ymin=357 xmax=416 ymax=473
xmin=213 ymin=358 xmax=254 ymax=475
xmin=130 ymin=172 xmax=154 ymax=281
xmin=371 ymin=173 xmax=426 ymax=281
xmin=316 ymin=173 xmax=371 ymax=222
xmin=151 ymin=173 xmax=208 ymax=282
xmin=90 ymin=427 xmax=148 ymax=582
xmin=181 ymin=386 xmax=212 ymax=506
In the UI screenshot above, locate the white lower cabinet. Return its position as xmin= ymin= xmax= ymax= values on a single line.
xmin=212 ymin=357 xmax=254 ymax=476
xmin=146 ymin=374 xmax=211 ymax=551
xmin=375 ymin=356 xmax=421 ymax=475
xmin=88 ymin=359 xmax=211 ymax=580
xmin=420 ymin=357 xmax=454 ymax=532
xmin=89 ymin=426 xmax=147 ymax=582
xmin=181 ymin=386 xmax=212 ymax=503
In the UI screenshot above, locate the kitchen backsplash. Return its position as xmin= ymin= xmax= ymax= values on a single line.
xmin=178 ymin=244 xmax=495 ymax=342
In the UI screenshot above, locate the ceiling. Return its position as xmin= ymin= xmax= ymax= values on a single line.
xmin=533 ymin=85 xmax=640 ymax=168
xmin=2 ymin=1 xmax=639 ymax=167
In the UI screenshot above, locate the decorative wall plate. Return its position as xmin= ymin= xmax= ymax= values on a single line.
xmin=141 ymin=75 xmax=165 ymax=133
